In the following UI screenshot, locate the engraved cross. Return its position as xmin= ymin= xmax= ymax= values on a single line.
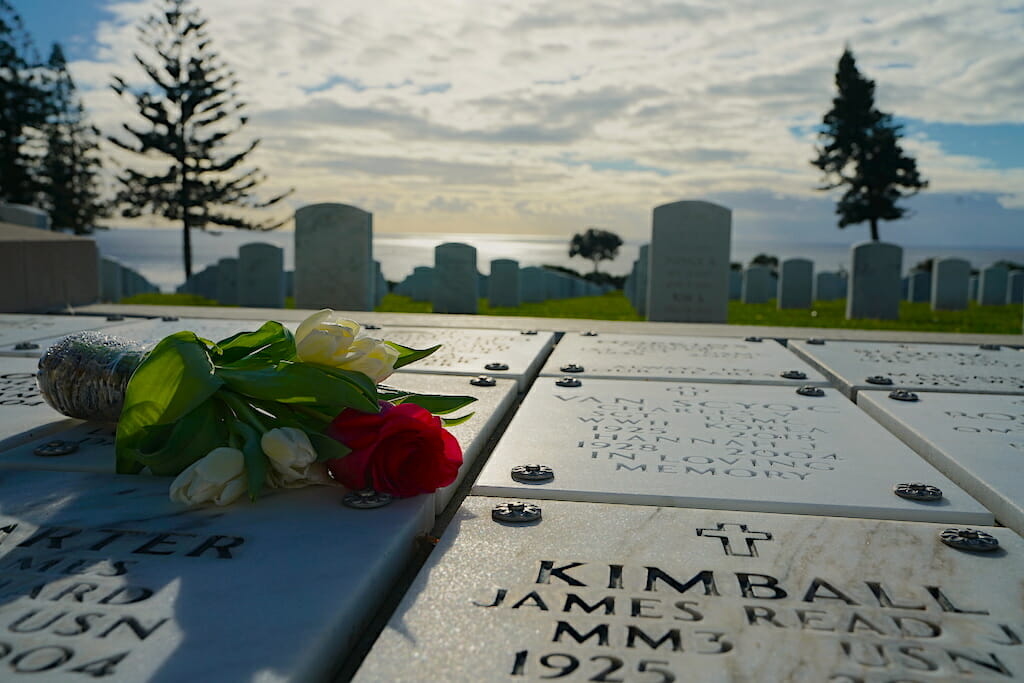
xmin=696 ymin=523 xmax=773 ymax=557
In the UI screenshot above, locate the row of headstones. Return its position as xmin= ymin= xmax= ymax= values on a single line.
xmin=904 ymin=264 xmax=1024 ymax=307
xmin=98 ymin=256 xmax=159 ymax=302
xmin=394 ymin=259 xmax=609 ymax=310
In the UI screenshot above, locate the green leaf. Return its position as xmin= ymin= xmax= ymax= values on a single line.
xmin=386 ymin=341 xmax=442 ymax=370
xmin=215 ymin=321 xmax=297 ymax=365
xmin=133 ymin=399 xmax=227 ymax=476
xmin=116 ymin=331 xmax=224 ymax=474
xmin=391 ymin=393 xmax=477 ymax=415
xmin=442 ymin=412 xmax=475 ymax=428
xmin=234 ymin=422 xmax=267 ymax=502
xmin=307 ymin=431 xmax=351 ymax=463
xmin=217 ymin=361 xmax=379 ymax=413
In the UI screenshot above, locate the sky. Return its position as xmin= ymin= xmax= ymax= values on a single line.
xmin=11 ymin=0 xmax=1024 ymax=246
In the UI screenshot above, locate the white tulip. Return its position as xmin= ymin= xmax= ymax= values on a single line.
xmin=169 ymin=447 xmax=247 ymax=506
xmin=294 ymin=309 xmax=398 ymax=383
xmin=261 ymin=427 xmax=330 ymax=488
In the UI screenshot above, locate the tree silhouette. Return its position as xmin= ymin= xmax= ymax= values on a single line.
xmin=812 ymin=48 xmax=927 ymax=242
xmin=39 ymin=44 xmax=109 ymax=233
xmin=569 ymin=228 xmax=623 ymax=274
xmin=0 ymin=0 xmax=48 ymax=205
xmin=109 ymin=0 xmax=291 ymax=279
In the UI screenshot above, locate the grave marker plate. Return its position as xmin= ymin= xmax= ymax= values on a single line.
xmin=378 ymin=327 xmax=556 ymax=389
xmin=539 ymin=333 xmax=828 ymax=385
xmin=790 ymin=340 xmax=1024 ymax=398
xmin=0 ymin=422 xmax=116 ymax=472
xmin=355 ymin=497 xmax=1022 ymax=683
xmin=0 ymin=315 xmax=122 ymax=355
xmin=472 ymin=379 xmax=991 ymax=524
xmin=0 ymin=469 xmax=433 ymax=681
xmin=858 ymin=390 xmax=1024 ymax=536
xmin=0 ymin=356 xmax=79 ymax=452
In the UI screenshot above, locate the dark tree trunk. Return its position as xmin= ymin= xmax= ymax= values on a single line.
xmin=870 ymin=217 xmax=879 ymax=242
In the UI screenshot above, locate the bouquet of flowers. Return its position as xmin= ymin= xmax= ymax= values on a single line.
xmin=38 ymin=310 xmax=475 ymax=507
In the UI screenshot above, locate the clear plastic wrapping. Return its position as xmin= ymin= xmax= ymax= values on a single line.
xmin=36 ymin=331 xmax=148 ymax=422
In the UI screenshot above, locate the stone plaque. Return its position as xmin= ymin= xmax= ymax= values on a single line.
xmin=858 ymin=390 xmax=1024 ymax=536
xmin=356 ymin=497 xmax=1022 ymax=683
xmin=0 ymin=356 xmax=80 ymax=452
xmin=0 ymin=315 xmax=121 ymax=355
xmin=539 ymin=334 xmax=828 ymax=386
xmin=0 ymin=422 xmax=116 ymax=472
xmin=378 ymin=327 xmax=556 ymax=389
xmin=790 ymin=339 xmax=1024 ymax=398
xmin=0 ymin=469 xmax=433 ymax=681
xmin=380 ymin=372 xmax=518 ymax=514
xmin=472 ymin=379 xmax=991 ymax=524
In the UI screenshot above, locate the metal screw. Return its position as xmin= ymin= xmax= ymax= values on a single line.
xmin=161 ymin=316 xmax=179 ymax=322
xmin=511 ymin=464 xmax=555 ymax=483
xmin=560 ymin=363 xmax=584 ymax=373
xmin=555 ymin=377 xmax=582 ymax=387
xmin=894 ymin=483 xmax=943 ymax=501
xmin=806 ymin=338 xmax=825 ymax=345
xmin=979 ymin=344 xmax=1001 ymax=351
xmin=33 ymin=440 xmax=79 ymax=457
xmin=14 ymin=342 xmax=39 ymax=350
xmin=780 ymin=370 xmax=807 ymax=380
xmin=745 ymin=336 xmax=762 ymax=342
xmin=796 ymin=386 xmax=824 ymax=397
xmin=581 ymin=331 xmax=599 ymax=337
xmin=106 ymin=315 xmax=125 ymax=321
xmin=492 ymin=501 xmax=542 ymax=524
xmin=485 ymin=362 xmax=509 ymax=371
xmin=889 ymin=389 xmax=919 ymax=402
xmin=342 ymin=489 xmax=393 ymax=509
xmin=520 ymin=330 xmax=538 ymax=335
xmin=470 ymin=375 xmax=496 ymax=387
xmin=940 ymin=528 xmax=1000 ymax=552
xmin=866 ymin=375 xmax=893 ymax=386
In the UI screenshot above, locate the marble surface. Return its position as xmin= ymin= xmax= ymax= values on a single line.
xmin=0 ymin=356 xmax=81 ymax=452
xmin=0 ymin=422 xmax=117 ymax=472
xmin=356 ymin=496 xmax=1022 ymax=683
xmin=790 ymin=339 xmax=1024 ymax=398
xmin=472 ymin=379 xmax=992 ymax=524
xmin=858 ymin=390 xmax=1024 ymax=536
xmin=0 ymin=469 xmax=434 ymax=682
xmin=539 ymin=333 xmax=828 ymax=385
xmin=0 ymin=314 xmax=122 ymax=354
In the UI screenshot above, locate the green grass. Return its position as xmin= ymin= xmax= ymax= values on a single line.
xmin=116 ymin=291 xmax=1022 ymax=334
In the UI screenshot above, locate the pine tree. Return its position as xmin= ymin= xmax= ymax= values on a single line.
xmin=40 ymin=44 xmax=109 ymax=234
xmin=0 ymin=0 xmax=48 ymax=205
xmin=812 ymin=48 xmax=927 ymax=242
xmin=109 ymin=0 xmax=291 ymax=279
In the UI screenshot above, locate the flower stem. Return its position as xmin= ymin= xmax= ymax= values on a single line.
xmin=292 ymin=405 xmax=334 ymax=424
xmin=221 ymin=390 xmax=266 ymax=434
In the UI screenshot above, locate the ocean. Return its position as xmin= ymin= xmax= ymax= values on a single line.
xmin=92 ymin=227 xmax=1024 ymax=294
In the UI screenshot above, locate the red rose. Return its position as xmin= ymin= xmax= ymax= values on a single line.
xmin=325 ymin=402 xmax=463 ymax=497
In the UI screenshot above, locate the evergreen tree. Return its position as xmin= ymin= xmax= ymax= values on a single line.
xmin=109 ymin=0 xmax=291 ymax=279
xmin=569 ymin=228 xmax=623 ymax=273
xmin=40 ymin=44 xmax=109 ymax=234
xmin=812 ymin=48 xmax=927 ymax=242
xmin=0 ymin=0 xmax=48 ymax=205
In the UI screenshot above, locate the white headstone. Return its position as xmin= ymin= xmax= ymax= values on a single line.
xmin=0 ymin=356 xmax=79 ymax=452
xmin=432 ymin=243 xmax=478 ymax=314
xmin=859 ymin=390 xmax=1024 ymax=536
xmin=790 ymin=339 xmax=1024 ymax=398
xmin=814 ymin=271 xmax=843 ymax=301
xmin=847 ymin=241 xmax=902 ymax=320
xmin=728 ymin=269 xmax=742 ymax=300
xmin=0 ymin=202 xmax=50 ymax=229
xmin=969 ymin=275 xmax=979 ymax=301
xmin=488 ymin=259 xmax=520 ymax=308
xmin=777 ymin=258 xmax=813 ymax=309
xmin=355 ymin=497 xmax=1021 ymax=683
xmin=237 ymin=242 xmax=285 ymax=308
xmin=410 ymin=266 xmax=433 ymax=302
xmin=931 ymin=257 xmax=970 ymax=311
xmin=741 ymin=265 xmax=772 ymax=304
xmin=472 ymin=379 xmax=990 ymax=524
xmin=373 ymin=260 xmax=386 ymax=307
xmin=0 ymin=468 xmax=433 ymax=681
xmin=99 ymin=258 xmax=123 ymax=303
xmin=520 ymin=267 xmax=546 ymax=303
xmin=1007 ymin=270 xmax=1024 ymax=304
xmin=540 ymin=333 xmax=828 ymax=386
xmin=295 ymin=203 xmax=373 ymax=311
xmin=908 ymin=270 xmax=931 ymax=303
xmin=634 ymin=245 xmax=649 ymax=317
xmin=978 ymin=264 xmax=1008 ymax=306
xmin=647 ymin=201 xmax=730 ymax=323
xmin=215 ymin=257 xmax=238 ymax=305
